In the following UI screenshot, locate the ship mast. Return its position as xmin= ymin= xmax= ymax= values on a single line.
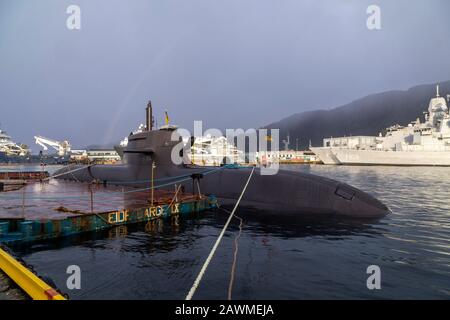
xmin=146 ymin=100 xmax=154 ymax=131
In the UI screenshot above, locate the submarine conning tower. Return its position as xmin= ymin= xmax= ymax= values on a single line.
xmin=122 ymin=100 xmax=184 ymax=168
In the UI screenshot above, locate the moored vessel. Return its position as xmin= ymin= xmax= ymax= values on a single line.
xmin=0 ymin=129 xmax=30 ymax=162
xmin=53 ymin=101 xmax=390 ymax=218
xmin=311 ymin=85 xmax=450 ymax=166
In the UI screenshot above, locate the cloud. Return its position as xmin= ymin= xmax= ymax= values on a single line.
xmin=1 ymin=0 xmax=449 ymax=151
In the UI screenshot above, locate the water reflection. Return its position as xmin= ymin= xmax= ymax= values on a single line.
xmin=214 ymin=208 xmax=386 ymax=240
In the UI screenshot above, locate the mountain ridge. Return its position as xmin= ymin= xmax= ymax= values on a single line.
xmin=264 ymin=81 xmax=450 ymax=149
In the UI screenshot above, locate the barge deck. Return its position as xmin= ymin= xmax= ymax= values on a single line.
xmin=0 ymin=179 xmax=217 ymax=244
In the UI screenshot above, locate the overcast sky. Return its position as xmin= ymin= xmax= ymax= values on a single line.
xmin=1 ymin=0 xmax=450 ymax=151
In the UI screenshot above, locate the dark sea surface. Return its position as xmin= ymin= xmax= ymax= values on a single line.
xmin=2 ymin=164 xmax=450 ymax=299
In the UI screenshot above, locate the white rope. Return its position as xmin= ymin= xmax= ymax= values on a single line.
xmin=43 ymin=165 xmax=94 ymax=181
xmin=185 ymin=166 xmax=255 ymax=300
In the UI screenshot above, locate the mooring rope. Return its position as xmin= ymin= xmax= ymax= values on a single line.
xmin=0 ymin=164 xmax=236 ymax=201
xmin=102 ymin=163 xmax=243 ymax=185
xmin=217 ymin=205 xmax=244 ymax=300
xmin=225 ymin=208 xmax=243 ymax=300
xmin=162 ymin=184 xmax=182 ymax=215
xmin=185 ymin=166 xmax=255 ymax=300
xmin=43 ymin=164 xmax=94 ymax=181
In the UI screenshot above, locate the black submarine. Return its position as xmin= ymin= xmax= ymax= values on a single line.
xmin=55 ymin=102 xmax=390 ymax=218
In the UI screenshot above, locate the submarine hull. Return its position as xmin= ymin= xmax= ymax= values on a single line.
xmin=55 ymin=164 xmax=389 ymax=218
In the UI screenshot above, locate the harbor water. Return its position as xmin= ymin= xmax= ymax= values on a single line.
xmin=1 ymin=164 xmax=450 ymax=299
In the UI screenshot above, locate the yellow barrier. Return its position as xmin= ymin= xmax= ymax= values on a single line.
xmin=0 ymin=247 xmax=66 ymax=300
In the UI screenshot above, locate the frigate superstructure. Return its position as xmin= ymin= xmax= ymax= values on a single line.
xmin=311 ymin=85 xmax=450 ymax=166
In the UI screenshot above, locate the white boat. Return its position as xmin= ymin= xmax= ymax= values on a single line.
xmin=311 ymin=85 xmax=450 ymax=166
xmin=190 ymin=135 xmax=245 ymax=166
xmin=0 ymin=129 xmax=29 ymax=156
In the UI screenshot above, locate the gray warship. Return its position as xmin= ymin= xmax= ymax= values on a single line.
xmin=54 ymin=102 xmax=389 ymax=218
xmin=311 ymin=85 xmax=450 ymax=166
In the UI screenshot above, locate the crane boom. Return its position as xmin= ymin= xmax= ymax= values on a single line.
xmin=34 ymin=135 xmax=71 ymax=156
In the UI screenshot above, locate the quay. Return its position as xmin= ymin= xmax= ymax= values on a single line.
xmin=0 ymin=171 xmax=50 ymax=192
xmin=0 ymin=171 xmax=49 ymax=181
xmin=0 ymin=246 xmax=65 ymax=300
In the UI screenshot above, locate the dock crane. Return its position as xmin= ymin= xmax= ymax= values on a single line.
xmin=34 ymin=136 xmax=71 ymax=156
